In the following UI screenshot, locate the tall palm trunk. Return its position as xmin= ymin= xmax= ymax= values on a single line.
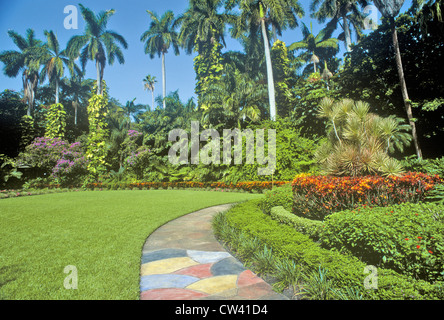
xmin=390 ymin=17 xmax=422 ymax=159
xmin=260 ymin=5 xmax=276 ymax=120
xmin=342 ymin=13 xmax=352 ymax=52
xmin=96 ymin=59 xmax=101 ymax=95
xmin=74 ymin=102 xmax=78 ymax=126
xmin=152 ymin=90 xmax=155 ymax=111
xmin=162 ymin=51 xmax=166 ymax=109
xmin=55 ymin=77 xmax=59 ymax=104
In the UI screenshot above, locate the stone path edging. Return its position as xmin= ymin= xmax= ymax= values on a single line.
xmin=139 ymin=203 xmax=288 ymax=300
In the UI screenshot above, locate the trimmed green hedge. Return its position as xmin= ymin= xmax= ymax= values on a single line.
xmin=270 ymin=206 xmax=323 ymax=241
xmin=322 ymin=202 xmax=444 ymax=282
xmin=220 ymin=199 xmax=443 ymax=300
xmin=259 ymin=183 xmax=293 ymax=214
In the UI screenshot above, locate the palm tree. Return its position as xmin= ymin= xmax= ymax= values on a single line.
xmin=176 ymin=0 xmax=232 ymax=54
xmin=310 ymin=0 xmax=369 ymax=52
xmin=201 ymin=67 xmax=265 ymax=128
xmin=140 ymin=10 xmax=180 ymax=110
xmin=0 ymin=29 xmax=44 ymax=117
xmin=123 ymin=98 xmax=144 ymax=129
xmin=176 ymin=0 xmax=234 ymax=104
xmin=61 ymin=75 xmax=94 ymax=126
xmin=40 ymin=30 xmax=81 ymax=105
xmin=143 ymin=75 xmax=157 ymax=110
xmin=232 ymin=0 xmax=304 ymax=120
xmin=67 ymin=4 xmax=128 ymax=95
xmin=288 ymin=22 xmax=339 ymax=73
xmin=373 ymin=0 xmax=423 ymax=159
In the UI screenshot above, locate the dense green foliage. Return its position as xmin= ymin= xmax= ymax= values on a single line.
xmin=214 ymin=199 xmax=443 ymax=300
xmin=44 ymin=103 xmax=66 ymax=139
xmin=322 ymin=202 xmax=444 ymax=282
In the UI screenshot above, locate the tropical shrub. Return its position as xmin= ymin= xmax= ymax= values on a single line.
xmin=314 ymin=98 xmax=412 ymax=177
xmin=292 ymin=172 xmax=443 ymax=220
xmin=402 ymin=156 xmax=444 ymax=177
xmin=258 ymin=183 xmax=293 ymax=213
xmin=269 ymin=206 xmax=323 ymax=240
xmin=215 ymin=199 xmax=443 ymax=300
xmin=321 ymin=202 xmax=444 ymax=282
xmin=18 ymin=137 xmax=71 ymax=174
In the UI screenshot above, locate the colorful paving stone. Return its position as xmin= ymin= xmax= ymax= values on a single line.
xmin=139 ymin=204 xmax=289 ymax=300
xmin=140 ymin=274 xmax=200 ymax=291
xmin=140 ymin=288 xmax=208 ymax=300
xmin=141 ymin=257 xmax=199 ymax=276
xmin=186 ymin=275 xmax=238 ymax=295
xmin=187 ymin=250 xmax=231 ymax=264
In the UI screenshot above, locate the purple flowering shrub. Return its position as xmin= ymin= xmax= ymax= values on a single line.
xmin=18 ymin=137 xmax=89 ymax=185
xmin=123 ymin=130 xmax=151 ymax=179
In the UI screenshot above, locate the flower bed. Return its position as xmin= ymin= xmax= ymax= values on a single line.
xmin=1 ymin=181 xmax=290 ymax=198
xmin=92 ymin=180 xmax=289 ymax=192
xmin=292 ymin=172 xmax=443 ymax=220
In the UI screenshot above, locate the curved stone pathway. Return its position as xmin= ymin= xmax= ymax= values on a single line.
xmin=140 ymin=204 xmax=288 ymax=300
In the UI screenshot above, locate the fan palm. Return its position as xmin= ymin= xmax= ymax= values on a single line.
xmin=140 ymin=10 xmax=180 ymax=110
xmin=66 ymin=4 xmax=128 ymax=95
xmin=0 ymin=29 xmax=44 ymax=117
xmin=373 ymin=0 xmax=423 ymax=159
xmin=310 ymin=0 xmax=369 ymax=52
xmin=40 ymin=30 xmax=81 ymax=105
xmin=288 ymin=21 xmax=339 ymax=74
xmin=143 ymin=75 xmax=157 ymax=110
xmin=232 ymin=0 xmax=304 ymax=120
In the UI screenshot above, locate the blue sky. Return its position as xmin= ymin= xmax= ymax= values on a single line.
xmin=0 ymin=0 xmax=412 ymax=108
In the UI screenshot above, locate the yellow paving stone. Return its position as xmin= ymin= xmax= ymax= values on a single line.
xmin=141 ymin=257 xmax=199 ymax=276
xmin=185 ymin=275 xmax=238 ymax=295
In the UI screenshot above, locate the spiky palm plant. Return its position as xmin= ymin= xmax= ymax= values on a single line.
xmin=316 ymin=97 xmax=410 ymax=177
xmin=67 ymin=4 xmax=128 ymax=95
xmin=141 ymin=10 xmax=180 ymax=110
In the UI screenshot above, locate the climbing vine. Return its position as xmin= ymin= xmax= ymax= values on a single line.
xmin=85 ymin=82 xmax=109 ymax=178
xmin=44 ymin=103 xmax=66 ymax=139
xmin=193 ymin=35 xmax=224 ymax=105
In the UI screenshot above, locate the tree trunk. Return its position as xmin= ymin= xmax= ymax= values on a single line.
xmin=343 ymin=13 xmax=352 ymax=52
xmin=152 ymin=90 xmax=155 ymax=111
xmin=390 ymin=17 xmax=422 ymax=159
xmin=162 ymin=52 xmax=166 ymax=110
xmin=74 ymin=104 xmax=78 ymax=126
xmin=55 ymin=77 xmax=59 ymax=104
xmin=96 ymin=59 xmax=101 ymax=95
xmin=260 ymin=15 xmax=276 ymax=120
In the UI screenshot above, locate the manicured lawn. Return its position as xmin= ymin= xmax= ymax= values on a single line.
xmin=0 ymin=190 xmax=262 ymax=300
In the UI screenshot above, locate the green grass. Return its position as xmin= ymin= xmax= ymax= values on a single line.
xmin=0 ymin=190 xmax=262 ymax=300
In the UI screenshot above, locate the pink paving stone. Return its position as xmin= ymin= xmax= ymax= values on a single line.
xmin=172 ymin=263 xmax=214 ymax=279
xmin=140 ymin=288 xmax=208 ymax=300
xmin=237 ymin=270 xmax=265 ymax=287
xmin=237 ymin=282 xmax=274 ymax=300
